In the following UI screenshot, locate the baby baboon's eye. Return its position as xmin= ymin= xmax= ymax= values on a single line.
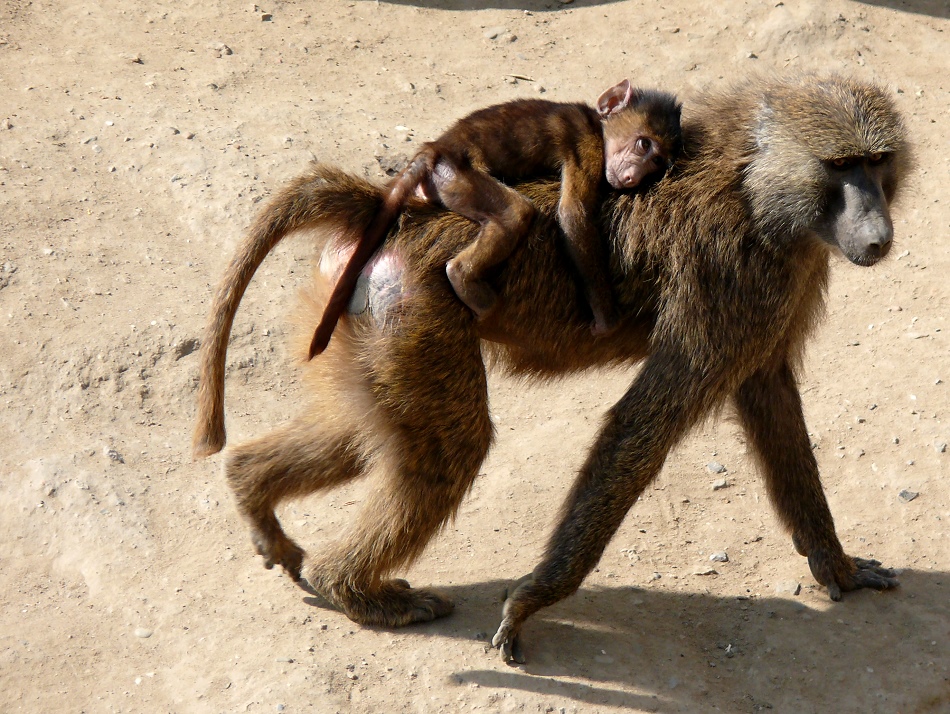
xmin=635 ymin=137 xmax=652 ymax=155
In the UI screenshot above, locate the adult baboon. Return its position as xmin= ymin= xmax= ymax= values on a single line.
xmin=193 ymin=75 xmax=909 ymax=662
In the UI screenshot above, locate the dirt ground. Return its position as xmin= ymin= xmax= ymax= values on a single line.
xmin=1 ymin=0 xmax=948 ymax=712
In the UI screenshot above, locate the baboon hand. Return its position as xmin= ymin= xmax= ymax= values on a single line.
xmin=492 ymin=615 xmax=526 ymax=665
xmin=491 ymin=573 xmax=535 ymax=664
xmin=806 ymin=549 xmax=899 ymax=601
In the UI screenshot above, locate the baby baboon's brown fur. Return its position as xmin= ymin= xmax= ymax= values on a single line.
xmin=307 ymin=80 xmax=682 ymax=357
xmin=193 ymin=75 xmax=909 ymax=662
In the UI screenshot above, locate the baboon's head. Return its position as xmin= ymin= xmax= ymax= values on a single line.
xmin=742 ymin=75 xmax=909 ymax=266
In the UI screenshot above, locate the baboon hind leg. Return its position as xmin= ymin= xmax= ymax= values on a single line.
xmin=304 ymin=313 xmax=493 ymax=627
xmin=226 ymin=418 xmax=367 ymax=581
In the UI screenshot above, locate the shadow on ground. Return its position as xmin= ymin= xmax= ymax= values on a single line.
xmin=366 ymin=0 xmax=950 ymax=19
xmin=303 ymin=570 xmax=949 ymax=712
xmin=857 ymin=0 xmax=950 ymax=19
xmin=362 ymin=0 xmax=627 ymax=12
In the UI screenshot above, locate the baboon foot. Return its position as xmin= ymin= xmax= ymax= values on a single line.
xmin=491 ymin=573 xmax=536 ymax=664
xmin=801 ymin=542 xmax=899 ymax=601
xmin=250 ymin=527 xmax=305 ymax=581
xmin=307 ymin=571 xmax=454 ymax=627
xmin=446 ymin=260 xmax=497 ymax=318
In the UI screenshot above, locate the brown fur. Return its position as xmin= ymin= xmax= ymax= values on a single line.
xmin=192 ymin=75 xmax=909 ymax=661
xmin=307 ymin=82 xmax=682 ymax=357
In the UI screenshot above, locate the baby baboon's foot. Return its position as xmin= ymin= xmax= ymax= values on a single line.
xmin=307 ymin=572 xmax=454 ymax=627
xmin=446 ymin=260 xmax=497 ymax=318
xmin=250 ymin=528 xmax=304 ymax=581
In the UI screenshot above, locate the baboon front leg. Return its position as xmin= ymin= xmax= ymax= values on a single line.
xmin=734 ymin=360 xmax=899 ymax=600
xmin=493 ymin=354 xmax=707 ymax=663
xmin=226 ymin=418 xmax=366 ymax=581
xmin=437 ymin=165 xmax=536 ymax=317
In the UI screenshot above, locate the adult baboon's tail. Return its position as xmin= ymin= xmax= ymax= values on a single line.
xmin=192 ymin=164 xmax=381 ymax=458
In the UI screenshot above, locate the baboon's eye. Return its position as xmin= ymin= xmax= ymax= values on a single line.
xmin=830 ymin=157 xmax=854 ymax=170
xmin=868 ymin=152 xmax=888 ymax=165
xmin=635 ymin=137 xmax=652 ymax=155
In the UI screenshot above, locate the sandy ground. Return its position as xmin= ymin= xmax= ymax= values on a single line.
xmin=1 ymin=0 xmax=948 ymax=712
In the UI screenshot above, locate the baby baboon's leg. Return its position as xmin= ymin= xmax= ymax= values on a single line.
xmin=733 ymin=359 xmax=899 ymax=600
xmin=438 ymin=165 xmax=536 ymax=317
xmin=304 ymin=308 xmax=493 ymax=627
xmin=226 ymin=417 xmax=367 ymax=581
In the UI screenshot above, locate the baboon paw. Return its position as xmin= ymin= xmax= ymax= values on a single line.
xmin=330 ymin=581 xmax=454 ymax=627
xmin=251 ymin=534 xmax=304 ymax=581
xmin=403 ymin=587 xmax=455 ymax=624
xmin=807 ymin=550 xmax=899 ymax=601
xmin=491 ymin=618 xmax=526 ymax=665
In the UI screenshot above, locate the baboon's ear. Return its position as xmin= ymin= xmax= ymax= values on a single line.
xmin=597 ymin=79 xmax=639 ymax=118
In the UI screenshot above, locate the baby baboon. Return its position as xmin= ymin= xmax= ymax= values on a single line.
xmin=193 ymin=75 xmax=908 ymax=663
xmin=307 ymin=80 xmax=682 ymax=357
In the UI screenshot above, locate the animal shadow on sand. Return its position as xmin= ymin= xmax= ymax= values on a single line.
xmin=302 ymin=569 xmax=948 ymax=712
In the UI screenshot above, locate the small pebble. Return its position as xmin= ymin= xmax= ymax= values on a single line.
xmin=483 ymin=26 xmax=507 ymax=39
xmin=710 ymin=551 xmax=729 ymax=563
xmin=707 ymin=461 xmax=727 ymax=474
xmin=134 ymin=628 xmax=152 ymax=638
xmin=650 ymin=572 xmax=662 ymax=581
xmin=173 ymin=337 xmax=200 ymax=360
xmin=898 ymin=489 xmax=919 ymax=503
xmin=712 ymin=478 xmax=728 ymax=491
xmin=775 ymin=581 xmax=801 ymax=595
xmin=105 ymin=448 xmax=125 ymax=463
xmin=693 ymin=567 xmax=718 ymax=576
xmin=934 ymin=441 xmax=947 ymax=454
